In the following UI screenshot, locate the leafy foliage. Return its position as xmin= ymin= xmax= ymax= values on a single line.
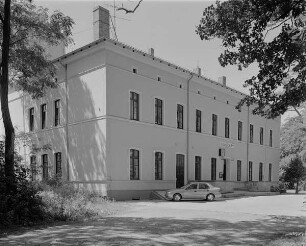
xmin=0 ymin=0 xmax=74 ymax=98
xmin=196 ymin=0 xmax=306 ymax=118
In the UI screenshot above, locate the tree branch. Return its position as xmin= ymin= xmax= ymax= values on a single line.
xmin=264 ymin=17 xmax=292 ymax=40
xmin=117 ymin=0 xmax=143 ymax=14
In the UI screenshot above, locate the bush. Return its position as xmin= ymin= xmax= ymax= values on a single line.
xmin=0 ymin=165 xmax=44 ymax=227
xmin=38 ymin=177 xmax=118 ymax=222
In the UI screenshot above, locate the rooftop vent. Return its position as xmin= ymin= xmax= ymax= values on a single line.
xmin=218 ymin=76 xmax=226 ymax=87
xmin=193 ymin=67 xmax=201 ymax=76
xmin=93 ymin=6 xmax=110 ymax=40
xmin=148 ymin=48 xmax=154 ymax=57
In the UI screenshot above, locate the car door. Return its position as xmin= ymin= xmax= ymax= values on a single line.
xmin=197 ymin=182 xmax=210 ymax=199
xmin=182 ymin=183 xmax=198 ymax=199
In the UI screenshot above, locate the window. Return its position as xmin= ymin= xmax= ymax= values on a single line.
xmin=248 ymin=161 xmax=253 ymax=181
xmin=130 ymin=92 xmax=139 ymax=121
xmin=157 ymin=76 xmax=161 ymax=82
xmin=237 ymin=160 xmax=241 ymax=181
xmin=54 ymin=100 xmax=60 ymax=126
xmin=195 ymin=156 xmax=201 ymax=180
xmin=196 ymin=110 xmax=201 ymax=133
xmin=238 ymin=121 xmax=243 ymax=141
xmin=155 ymin=98 xmax=163 ymax=125
xmin=211 ymin=158 xmax=217 ymax=180
xmin=177 ymin=104 xmax=184 ymax=129
xmin=42 ymin=154 xmax=48 ymax=181
xmin=259 ymin=162 xmax=263 ymax=181
xmin=130 ymin=149 xmax=139 ymax=180
xmin=199 ymin=183 xmax=209 ymax=189
xmin=41 ymin=104 xmax=47 ymax=129
xmin=55 ymin=152 xmax=62 ymax=177
xmin=212 ymin=114 xmax=218 ymax=136
xmin=132 ymin=68 xmax=137 ymax=74
xmin=250 ymin=124 xmax=254 ymax=143
xmin=186 ymin=183 xmax=198 ymax=190
xmin=269 ymin=130 xmax=273 ymax=147
xmin=30 ymin=156 xmax=36 ymax=181
xmin=155 ymin=152 xmax=163 ymax=180
xmin=225 ymin=117 xmax=230 ymax=138
xmin=260 ymin=127 xmax=264 ymax=145
xmin=29 ymin=107 xmax=34 ymax=131
xmin=269 ymin=163 xmax=272 ymax=181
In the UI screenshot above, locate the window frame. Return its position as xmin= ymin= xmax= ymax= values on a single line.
xmin=225 ymin=117 xmax=230 ymax=138
xmin=248 ymin=161 xmax=253 ymax=181
xmin=154 ymin=151 xmax=163 ymax=180
xmin=196 ymin=109 xmax=202 ymax=133
xmin=55 ymin=152 xmax=62 ymax=177
xmin=42 ymin=154 xmax=48 ymax=181
xmin=29 ymin=107 xmax=34 ymax=131
xmin=211 ymin=158 xmax=217 ymax=181
xmin=130 ymin=91 xmax=140 ymax=121
xmin=54 ymin=99 xmax=61 ymax=127
xmin=260 ymin=127 xmax=264 ymax=145
xmin=41 ymin=103 xmax=47 ymax=129
xmin=195 ymin=156 xmax=202 ymax=181
xmin=237 ymin=160 xmax=241 ymax=181
xmin=269 ymin=163 xmax=272 ymax=181
xmin=155 ymin=98 xmax=163 ymax=125
xmin=238 ymin=121 xmax=243 ymax=141
xmin=130 ymin=149 xmax=140 ymax=180
xmin=177 ymin=104 xmax=184 ymax=129
xmin=30 ymin=155 xmax=36 ymax=181
xmin=212 ymin=114 xmax=218 ymax=136
xmin=250 ymin=124 xmax=254 ymax=143
xmin=259 ymin=162 xmax=263 ymax=181
xmin=269 ymin=130 xmax=273 ymax=147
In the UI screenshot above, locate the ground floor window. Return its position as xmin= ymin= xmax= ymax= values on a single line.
xmin=237 ymin=160 xmax=241 ymax=181
xmin=42 ymin=154 xmax=48 ymax=181
xmin=248 ymin=161 xmax=253 ymax=181
xmin=259 ymin=162 xmax=263 ymax=181
xmin=269 ymin=163 xmax=272 ymax=181
xmin=55 ymin=152 xmax=62 ymax=177
xmin=130 ymin=149 xmax=139 ymax=180
xmin=155 ymin=152 xmax=163 ymax=180
xmin=211 ymin=158 xmax=216 ymax=181
xmin=30 ymin=156 xmax=36 ymax=181
xmin=195 ymin=156 xmax=201 ymax=181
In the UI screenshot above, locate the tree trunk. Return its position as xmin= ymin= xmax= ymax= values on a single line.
xmin=295 ymin=179 xmax=299 ymax=194
xmin=0 ymin=0 xmax=16 ymax=192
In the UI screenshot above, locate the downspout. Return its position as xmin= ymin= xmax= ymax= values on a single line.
xmin=59 ymin=60 xmax=70 ymax=181
xmin=186 ymin=73 xmax=193 ymax=184
xmin=246 ymin=105 xmax=250 ymax=182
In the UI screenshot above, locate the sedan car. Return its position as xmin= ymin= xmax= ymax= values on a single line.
xmin=165 ymin=182 xmax=221 ymax=201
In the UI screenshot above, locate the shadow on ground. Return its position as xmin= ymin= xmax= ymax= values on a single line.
xmin=0 ymin=215 xmax=304 ymax=246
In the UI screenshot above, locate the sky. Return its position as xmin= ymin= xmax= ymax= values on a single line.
xmin=34 ymin=0 xmax=292 ymax=121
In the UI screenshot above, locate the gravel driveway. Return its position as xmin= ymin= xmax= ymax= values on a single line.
xmin=0 ymin=194 xmax=305 ymax=245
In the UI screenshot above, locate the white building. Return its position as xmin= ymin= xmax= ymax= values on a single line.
xmin=4 ymin=6 xmax=280 ymax=200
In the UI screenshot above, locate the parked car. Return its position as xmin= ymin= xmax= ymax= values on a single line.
xmin=165 ymin=182 xmax=222 ymax=201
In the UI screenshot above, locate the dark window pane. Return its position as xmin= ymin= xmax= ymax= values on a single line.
xmin=250 ymin=124 xmax=253 ymax=143
xmin=130 ymin=92 xmax=139 ymax=121
xmin=42 ymin=154 xmax=48 ymax=181
xmin=54 ymin=100 xmax=60 ymax=126
xmin=130 ymin=149 xmax=139 ymax=180
xmin=29 ymin=108 xmax=34 ymax=131
xmin=248 ymin=161 xmax=253 ymax=181
xmin=155 ymin=98 xmax=163 ymax=125
xmin=238 ymin=121 xmax=242 ymax=141
xmin=177 ymin=104 xmax=184 ymax=129
xmin=211 ymin=158 xmax=216 ymax=180
xmin=225 ymin=117 xmax=230 ymax=138
xmin=196 ymin=110 xmax=201 ymax=133
xmin=195 ymin=156 xmax=201 ymax=180
xmin=237 ymin=160 xmax=241 ymax=181
xmin=212 ymin=114 xmax=218 ymax=136
xmin=155 ymin=152 xmax=163 ymax=180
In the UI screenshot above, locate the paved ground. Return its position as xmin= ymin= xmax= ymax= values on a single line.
xmin=0 ymin=194 xmax=305 ymax=246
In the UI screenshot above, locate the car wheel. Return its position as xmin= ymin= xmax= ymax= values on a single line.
xmin=173 ymin=193 xmax=182 ymax=201
xmin=206 ymin=193 xmax=215 ymax=201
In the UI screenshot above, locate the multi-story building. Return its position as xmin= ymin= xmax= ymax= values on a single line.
xmin=4 ymin=6 xmax=280 ymax=200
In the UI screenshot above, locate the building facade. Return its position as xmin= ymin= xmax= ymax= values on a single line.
xmin=3 ymin=6 xmax=280 ymax=200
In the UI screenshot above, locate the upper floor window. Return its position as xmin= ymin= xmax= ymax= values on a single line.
xmin=195 ymin=156 xmax=201 ymax=180
xmin=177 ymin=104 xmax=184 ymax=129
xmin=155 ymin=98 xmax=163 ymax=125
xmin=54 ymin=100 xmax=60 ymax=126
xmin=41 ymin=104 xmax=47 ymax=129
xmin=155 ymin=152 xmax=163 ymax=180
xmin=250 ymin=124 xmax=254 ymax=143
xmin=260 ymin=127 xmax=264 ymax=145
xmin=225 ymin=117 xmax=230 ymax=138
xmin=42 ymin=154 xmax=48 ymax=181
xmin=269 ymin=130 xmax=273 ymax=147
xmin=130 ymin=92 xmax=139 ymax=121
xmin=55 ymin=152 xmax=62 ymax=177
xmin=238 ymin=121 xmax=243 ymax=141
xmin=130 ymin=149 xmax=139 ymax=180
xmin=196 ymin=109 xmax=202 ymax=133
xmin=212 ymin=114 xmax=218 ymax=136
xmin=29 ymin=107 xmax=34 ymax=131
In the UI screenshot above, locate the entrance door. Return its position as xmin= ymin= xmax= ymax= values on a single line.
xmin=176 ymin=154 xmax=185 ymax=188
xmin=223 ymin=159 xmax=227 ymax=181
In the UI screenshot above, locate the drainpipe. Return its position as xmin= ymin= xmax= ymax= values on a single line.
xmin=246 ymin=105 xmax=250 ymax=182
xmin=186 ymin=73 xmax=193 ymax=184
xmin=59 ymin=60 xmax=70 ymax=181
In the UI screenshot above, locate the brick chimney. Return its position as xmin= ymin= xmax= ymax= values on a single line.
xmin=218 ymin=76 xmax=226 ymax=86
xmin=93 ymin=6 xmax=110 ymax=40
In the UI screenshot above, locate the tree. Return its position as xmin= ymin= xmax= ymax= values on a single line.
xmin=0 ymin=0 xmax=74 ymax=192
xmin=281 ymin=156 xmax=306 ymax=193
xmin=196 ymin=0 xmax=306 ymax=119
